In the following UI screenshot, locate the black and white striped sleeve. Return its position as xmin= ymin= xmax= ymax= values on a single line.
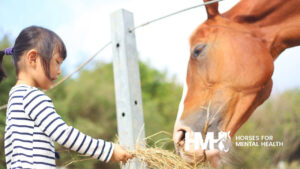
xmin=22 ymin=88 xmax=114 ymax=162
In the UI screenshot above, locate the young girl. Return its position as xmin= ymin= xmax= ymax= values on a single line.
xmin=0 ymin=26 xmax=133 ymax=168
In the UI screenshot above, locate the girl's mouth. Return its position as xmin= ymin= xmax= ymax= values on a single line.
xmin=50 ymin=77 xmax=57 ymax=82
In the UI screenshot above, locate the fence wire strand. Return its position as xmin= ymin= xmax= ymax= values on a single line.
xmin=129 ymin=0 xmax=223 ymax=32
xmin=50 ymin=41 xmax=112 ymax=89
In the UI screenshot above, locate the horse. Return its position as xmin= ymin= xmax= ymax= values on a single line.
xmin=172 ymin=0 xmax=300 ymax=167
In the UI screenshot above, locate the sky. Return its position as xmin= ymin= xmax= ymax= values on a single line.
xmin=0 ymin=0 xmax=300 ymax=95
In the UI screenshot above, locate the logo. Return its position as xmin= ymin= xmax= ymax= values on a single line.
xmin=185 ymin=131 xmax=231 ymax=152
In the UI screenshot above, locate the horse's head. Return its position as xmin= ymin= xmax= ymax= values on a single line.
xmin=173 ymin=0 xmax=300 ymax=167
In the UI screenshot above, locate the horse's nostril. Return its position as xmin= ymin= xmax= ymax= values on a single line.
xmin=174 ymin=124 xmax=192 ymax=146
xmin=178 ymin=129 xmax=186 ymax=142
xmin=174 ymin=129 xmax=187 ymax=147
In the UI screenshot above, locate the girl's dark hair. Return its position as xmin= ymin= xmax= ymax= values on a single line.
xmin=0 ymin=50 xmax=6 ymax=82
xmin=0 ymin=26 xmax=67 ymax=82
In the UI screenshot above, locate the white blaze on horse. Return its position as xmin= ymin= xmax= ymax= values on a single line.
xmin=173 ymin=0 xmax=300 ymax=167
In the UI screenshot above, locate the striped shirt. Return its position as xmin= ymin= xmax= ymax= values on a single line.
xmin=5 ymin=84 xmax=114 ymax=169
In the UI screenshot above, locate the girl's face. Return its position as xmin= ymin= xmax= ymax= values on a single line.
xmin=35 ymin=53 xmax=63 ymax=90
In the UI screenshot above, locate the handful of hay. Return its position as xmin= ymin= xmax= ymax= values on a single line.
xmin=129 ymin=146 xmax=208 ymax=169
xmin=121 ymin=131 xmax=209 ymax=169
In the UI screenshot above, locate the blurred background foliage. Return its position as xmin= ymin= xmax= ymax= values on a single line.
xmin=0 ymin=36 xmax=300 ymax=169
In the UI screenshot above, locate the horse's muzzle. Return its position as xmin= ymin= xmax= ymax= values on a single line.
xmin=173 ymin=121 xmax=225 ymax=168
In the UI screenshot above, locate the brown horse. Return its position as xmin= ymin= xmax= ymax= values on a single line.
xmin=173 ymin=0 xmax=300 ymax=167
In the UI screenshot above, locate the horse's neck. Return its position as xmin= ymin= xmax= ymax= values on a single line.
xmin=224 ymin=0 xmax=299 ymax=24
xmin=224 ymin=0 xmax=300 ymax=58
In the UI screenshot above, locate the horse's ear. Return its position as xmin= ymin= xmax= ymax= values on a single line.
xmin=204 ymin=0 xmax=219 ymax=18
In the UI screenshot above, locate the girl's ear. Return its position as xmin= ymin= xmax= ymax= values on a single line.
xmin=26 ymin=49 xmax=38 ymax=68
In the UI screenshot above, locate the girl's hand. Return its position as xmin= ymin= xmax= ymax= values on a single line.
xmin=111 ymin=144 xmax=133 ymax=163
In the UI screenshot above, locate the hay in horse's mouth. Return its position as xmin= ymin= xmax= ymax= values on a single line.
xmin=121 ymin=131 xmax=208 ymax=169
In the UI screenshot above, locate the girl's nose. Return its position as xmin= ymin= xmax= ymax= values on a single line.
xmin=57 ymin=68 xmax=61 ymax=76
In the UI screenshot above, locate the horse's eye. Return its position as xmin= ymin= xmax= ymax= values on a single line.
xmin=193 ymin=44 xmax=207 ymax=58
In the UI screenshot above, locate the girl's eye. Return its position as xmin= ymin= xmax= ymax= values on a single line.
xmin=192 ymin=44 xmax=207 ymax=58
xmin=56 ymin=60 xmax=60 ymax=64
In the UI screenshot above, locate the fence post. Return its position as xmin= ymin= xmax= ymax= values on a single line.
xmin=110 ymin=9 xmax=147 ymax=169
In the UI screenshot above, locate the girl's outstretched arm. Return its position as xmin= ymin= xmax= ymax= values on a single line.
xmin=22 ymin=88 xmax=114 ymax=162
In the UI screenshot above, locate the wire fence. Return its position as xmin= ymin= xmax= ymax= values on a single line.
xmin=129 ymin=0 xmax=223 ymax=32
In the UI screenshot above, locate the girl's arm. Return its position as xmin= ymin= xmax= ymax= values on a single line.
xmin=22 ymin=88 xmax=114 ymax=162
